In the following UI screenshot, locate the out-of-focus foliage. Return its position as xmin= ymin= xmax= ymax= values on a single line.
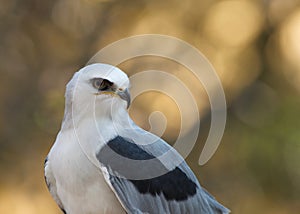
xmin=0 ymin=0 xmax=300 ymax=213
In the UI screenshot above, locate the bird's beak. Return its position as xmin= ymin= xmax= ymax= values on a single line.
xmin=116 ymin=88 xmax=131 ymax=109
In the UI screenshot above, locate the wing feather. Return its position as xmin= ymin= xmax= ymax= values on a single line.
xmin=96 ymin=134 xmax=230 ymax=214
xmin=44 ymin=156 xmax=66 ymax=214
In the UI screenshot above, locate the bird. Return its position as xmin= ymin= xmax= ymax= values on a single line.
xmin=44 ymin=63 xmax=230 ymax=214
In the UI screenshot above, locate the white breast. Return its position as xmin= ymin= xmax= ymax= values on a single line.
xmin=48 ymin=129 xmax=126 ymax=214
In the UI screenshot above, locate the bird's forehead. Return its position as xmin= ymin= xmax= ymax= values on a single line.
xmin=79 ymin=63 xmax=129 ymax=87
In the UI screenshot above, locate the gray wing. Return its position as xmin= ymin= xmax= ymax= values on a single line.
xmin=44 ymin=156 xmax=66 ymax=214
xmin=96 ymin=135 xmax=230 ymax=214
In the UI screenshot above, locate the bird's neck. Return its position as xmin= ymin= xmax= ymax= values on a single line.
xmin=61 ymin=99 xmax=132 ymax=138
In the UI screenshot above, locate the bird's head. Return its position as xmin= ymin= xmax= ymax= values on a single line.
xmin=63 ymin=63 xmax=131 ymax=125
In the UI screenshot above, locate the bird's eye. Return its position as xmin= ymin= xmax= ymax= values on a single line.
xmin=92 ymin=78 xmax=113 ymax=91
xmin=92 ymin=78 xmax=102 ymax=89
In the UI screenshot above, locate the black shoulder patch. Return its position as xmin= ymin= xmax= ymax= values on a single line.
xmin=97 ymin=136 xmax=198 ymax=201
xmin=106 ymin=136 xmax=154 ymax=160
xmin=44 ymin=156 xmax=50 ymax=189
xmin=130 ymin=166 xmax=197 ymax=201
xmin=44 ymin=156 xmax=48 ymax=166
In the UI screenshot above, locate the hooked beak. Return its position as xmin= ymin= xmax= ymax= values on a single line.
xmin=116 ymin=88 xmax=131 ymax=109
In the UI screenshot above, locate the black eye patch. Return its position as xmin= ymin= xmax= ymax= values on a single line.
xmin=91 ymin=78 xmax=114 ymax=91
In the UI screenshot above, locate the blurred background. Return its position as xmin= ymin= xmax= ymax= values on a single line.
xmin=0 ymin=0 xmax=300 ymax=213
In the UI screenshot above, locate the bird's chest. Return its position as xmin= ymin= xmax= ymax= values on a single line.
xmin=50 ymin=135 xmax=124 ymax=214
xmin=51 ymin=126 xmax=113 ymax=189
xmin=54 ymin=140 xmax=98 ymax=189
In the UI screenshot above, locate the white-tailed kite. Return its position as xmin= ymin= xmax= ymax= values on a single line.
xmin=44 ymin=63 xmax=230 ymax=214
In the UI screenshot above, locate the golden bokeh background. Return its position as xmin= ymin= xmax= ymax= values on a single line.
xmin=1 ymin=0 xmax=300 ymax=213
